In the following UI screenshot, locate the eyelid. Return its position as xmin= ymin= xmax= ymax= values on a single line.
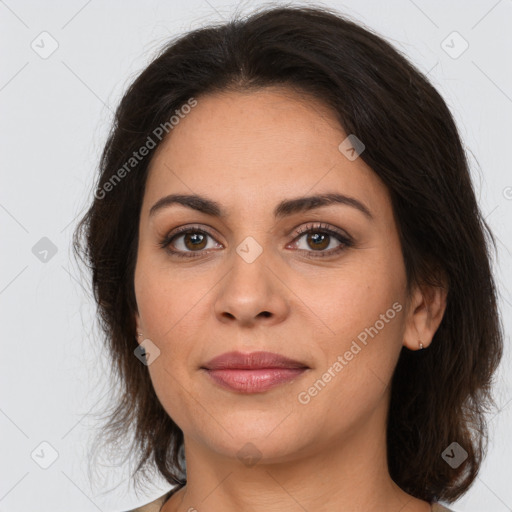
xmin=161 ymin=222 xmax=349 ymax=241
xmin=292 ymin=221 xmax=351 ymax=240
xmin=160 ymin=222 xmax=353 ymax=258
xmin=158 ymin=224 xmax=223 ymax=252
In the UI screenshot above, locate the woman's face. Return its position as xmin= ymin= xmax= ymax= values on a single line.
xmin=134 ymin=87 xmax=415 ymax=462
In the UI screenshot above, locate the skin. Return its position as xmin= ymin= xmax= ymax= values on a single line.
xmin=134 ymin=87 xmax=447 ymax=512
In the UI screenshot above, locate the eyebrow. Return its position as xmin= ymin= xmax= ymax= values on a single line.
xmin=149 ymin=192 xmax=373 ymax=220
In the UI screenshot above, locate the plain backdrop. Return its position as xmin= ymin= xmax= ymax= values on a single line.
xmin=1 ymin=0 xmax=511 ymax=511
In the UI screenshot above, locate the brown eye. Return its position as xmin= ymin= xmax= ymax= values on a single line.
xmin=305 ymin=232 xmax=330 ymax=251
xmin=291 ymin=223 xmax=353 ymax=258
xmin=160 ymin=227 xmax=223 ymax=258
xmin=182 ymin=232 xmax=208 ymax=251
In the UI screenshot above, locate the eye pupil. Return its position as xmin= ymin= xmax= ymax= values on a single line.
xmin=185 ymin=232 xmax=207 ymax=250
xmin=308 ymin=232 xmax=329 ymax=250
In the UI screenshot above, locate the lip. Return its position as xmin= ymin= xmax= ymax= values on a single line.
xmin=201 ymin=351 xmax=309 ymax=393
xmin=203 ymin=351 xmax=308 ymax=370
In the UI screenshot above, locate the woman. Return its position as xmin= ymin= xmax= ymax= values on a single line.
xmin=74 ymin=5 xmax=503 ymax=512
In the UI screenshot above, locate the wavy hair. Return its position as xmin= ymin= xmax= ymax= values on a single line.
xmin=73 ymin=4 xmax=503 ymax=503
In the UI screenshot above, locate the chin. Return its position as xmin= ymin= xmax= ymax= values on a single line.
xmin=191 ymin=417 xmax=318 ymax=465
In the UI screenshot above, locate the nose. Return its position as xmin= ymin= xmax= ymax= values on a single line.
xmin=213 ymin=246 xmax=290 ymax=328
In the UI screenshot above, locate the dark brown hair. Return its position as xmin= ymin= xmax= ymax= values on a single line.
xmin=73 ymin=3 xmax=503 ymax=503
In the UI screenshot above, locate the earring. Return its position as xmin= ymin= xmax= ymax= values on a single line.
xmin=419 ymin=340 xmax=424 ymax=350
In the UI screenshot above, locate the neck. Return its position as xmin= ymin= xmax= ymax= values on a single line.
xmin=164 ymin=399 xmax=430 ymax=512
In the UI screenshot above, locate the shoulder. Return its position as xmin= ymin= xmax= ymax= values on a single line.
xmin=122 ymin=493 xmax=457 ymax=512
xmin=122 ymin=488 xmax=176 ymax=512
xmin=432 ymin=503 xmax=457 ymax=512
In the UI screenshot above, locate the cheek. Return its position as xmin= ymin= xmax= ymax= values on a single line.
xmin=134 ymin=260 xmax=208 ymax=413
xmin=136 ymin=278 xmax=200 ymax=430
xmin=136 ymin=276 xmax=197 ymax=372
xmin=147 ymin=363 xmax=197 ymax=436
xmin=297 ymin=309 xmax=404 ymax=437
xmin=134 ymin=253 xmax=206 ymax=340
xmin=310 ymin=255 xmax=405 ymax=346
xmin=299 ymin=253 xmax=406 ymax=415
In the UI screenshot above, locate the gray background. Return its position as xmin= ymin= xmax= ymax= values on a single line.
xmin=1 ymin=0 xmax=511 ymax=510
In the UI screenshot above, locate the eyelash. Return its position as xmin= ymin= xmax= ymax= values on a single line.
xmin=159 ymin=222 xmax=353 ymax=259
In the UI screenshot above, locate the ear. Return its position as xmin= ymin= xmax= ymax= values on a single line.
xmin=403 ymin=281 xmax=448 ymax=351
xmin=134 ymin=310 xmax=143 ymax=344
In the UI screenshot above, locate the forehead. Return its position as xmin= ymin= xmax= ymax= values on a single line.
xmin=143 ymin=87 xmax=389 ymax=221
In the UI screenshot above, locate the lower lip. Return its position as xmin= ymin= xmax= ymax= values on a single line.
xmin=204 ymin=368 xmax=307 ymax=393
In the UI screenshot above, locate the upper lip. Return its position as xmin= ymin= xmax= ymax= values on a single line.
xmin=202 ymin=351 xmax=309 ymax=370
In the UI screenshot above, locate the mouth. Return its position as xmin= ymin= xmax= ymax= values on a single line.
xmin=201 ymin=351 xmax=309 ymax=393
